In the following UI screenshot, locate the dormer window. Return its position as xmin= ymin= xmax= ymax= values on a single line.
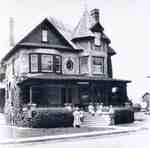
xmin=42 ymin=30 xmax=48 ymax=42
xmin=94 ymin=32 xmax=101 ymax=46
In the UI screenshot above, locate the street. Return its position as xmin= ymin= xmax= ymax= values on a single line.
xmin=1 ymin=129 xmax=149 ymax=148
xmin=0 ymin=112 xmax=149 ymax=148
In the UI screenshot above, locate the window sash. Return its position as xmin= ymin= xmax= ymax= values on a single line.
xmin=29 ymin=53 xmax=62 ymax=73
xmin=41 ymin=54 xmax=53 ymax=72
xmin=30 ymin=54 xmax=38 ymax=72
xmin=80 ymin=56 xmax=88 ymax=74
xmin=92 ymin=57 xmax=104 ymax=74
xmin=55 ymin=56 xmax=61 ymax=73
xmin=42 ymin=30 xmax=48 ymax=42
xmin=94 ymin=32 xmax=101 ymax=46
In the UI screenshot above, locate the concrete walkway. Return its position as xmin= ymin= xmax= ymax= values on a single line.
xmin=0 ymin=125 xmax=146 ymax=145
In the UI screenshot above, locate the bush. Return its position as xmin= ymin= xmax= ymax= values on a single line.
xmin=30 ymin=108 xmax=74 ymax=128
xmin=114 ymin=108 xmax=134 ymax=124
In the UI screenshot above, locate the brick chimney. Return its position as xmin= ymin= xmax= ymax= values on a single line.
xmin=90 ymin=9 xmax=100 ymax=26
xmin=9 ymin=17 xmax=15 ymax=47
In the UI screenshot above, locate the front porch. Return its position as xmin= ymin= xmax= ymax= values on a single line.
xmin=18 ymin=75 xmax=130 ymax=109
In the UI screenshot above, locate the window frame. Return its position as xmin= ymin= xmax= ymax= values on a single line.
xmin=94 ymin=32 xmax=101 ymax=46
xmin=92 ymin=56 xmax=104 ymax=75
xmin=79 ymin=56 xmax=89 ymax=74
xmin=29 ymin=53 xmax=39 ymax=73
xmin=42 ymin=29 xmax=48 ymax=42
xmin=41 ymin=54 xmax=53 ymax=72
xmin=29 ymin=53 xmax=62 ymax=74
xmin=54 ymin=55 xmax=62 ymax=73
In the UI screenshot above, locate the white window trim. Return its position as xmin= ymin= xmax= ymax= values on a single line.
xmin=94 ymin=32 xmax=101 ymax=46
xmin=92 ymin=56 xmax=104 ymax=74
xmin=42 ymin=30 xmax=48 ymax=42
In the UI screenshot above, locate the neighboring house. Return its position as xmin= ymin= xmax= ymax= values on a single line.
xmin=0 ymin=9 xmax=130 ymax=119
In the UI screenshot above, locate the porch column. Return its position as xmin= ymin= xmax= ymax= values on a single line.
xmin=89 ymin=82 xmax=94 ymax=103
xmin=29 ymin=86 xmax=32 ymax=104
xmin=105 ymin=83 xmax=110 ymax=106
xmin=121 ymin=83 xmax=128 ymax=103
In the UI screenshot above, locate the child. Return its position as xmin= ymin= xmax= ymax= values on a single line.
xmin=73 ymin=107 xmax=81 ymax=128
xmin=88 ymin=103 xmax=95 ymax=116
xmin=79 ymin=108 xmax=84 ymax=122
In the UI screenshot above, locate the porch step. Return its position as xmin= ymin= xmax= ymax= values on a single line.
xmin=81 ymin=112 xmax=113 ymax=127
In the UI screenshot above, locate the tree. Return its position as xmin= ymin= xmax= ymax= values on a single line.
xmin=142 ymin=92 xmax=150 ymax=111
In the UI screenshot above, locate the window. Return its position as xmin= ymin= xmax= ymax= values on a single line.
xmin=94 ymin=32 xmax=101 ymax=46
xmin=55 ymin=56 xmax=61 ymax=73
xmin=29 ymin=53 xmax=61 ymax=73
xmin=42 ymin=30 xmax=48 ymax=42
xmin=30 ymin=54 xmax=38 ymax=72
xmin=41 ymin=54 xmax=53 ymax=72
xmin=92 ymin=56 xmax=104 ymax=74
xmin=80 ymin=56 xmax=88 ymax=74
xmin=66 ymin=59 xmax=73 ymax=71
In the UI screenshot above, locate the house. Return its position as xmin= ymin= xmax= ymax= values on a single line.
xmin=0 ymin=9 xmax=131 ymax=125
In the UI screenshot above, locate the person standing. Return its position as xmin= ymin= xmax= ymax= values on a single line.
xmin=79 ymin=108 xmax=84 ymax=122
xmin=73 ymin=107 xmax=81 ymax=128
xmin=88 ymin=103 xmax=95 ymax=116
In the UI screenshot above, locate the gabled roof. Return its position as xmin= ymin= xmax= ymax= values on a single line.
xmin=71 ymin=10 xmax=94 ymax=40
xmin=1 ymin=17 xmax=82 ymax=62
xmin=47 ymin=17 xmax=78 ymax=49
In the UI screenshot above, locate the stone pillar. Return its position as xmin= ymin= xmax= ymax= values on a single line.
xmin=89 ymin=82 xmax=94 ymax=103
xmin=104 ymin=83 xmax=109 ymax=106
xmin=29 ymin=86 xmax=33 ymax=104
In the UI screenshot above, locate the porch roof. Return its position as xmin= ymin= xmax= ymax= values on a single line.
xmin=18 ymin=73 xmax=131 ymax=85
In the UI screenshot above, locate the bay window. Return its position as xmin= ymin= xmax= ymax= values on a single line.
xmin=30 ymin=54 xmax=38 ymax=72
xmin=41 ymin=54 xmax=53 ymax=72
xmin=80 ymin=56 xmax=88 ymax=74
xmin=29 ymin=53 xmax=61 ymax=73
xmin=55 ymin=55 xmax=61 ymax=73
xmin=92 ymin=56 xmax=104 ymax=74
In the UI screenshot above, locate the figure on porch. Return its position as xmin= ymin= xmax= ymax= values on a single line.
xmin=79 ymin=107 xmax=84 ymax=122
xmin=88 ymin=103 xmax=95 ymax=116
xmin=73 ymin=107 xmax=81 ymax=128
xmin=96 ymin=103 xmax=103 ymax=115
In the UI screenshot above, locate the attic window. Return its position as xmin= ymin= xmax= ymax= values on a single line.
xmin=94 ymin=32 xmax=101 ymax=46
xmin=42 ymin=30 xmax=48 ymax=42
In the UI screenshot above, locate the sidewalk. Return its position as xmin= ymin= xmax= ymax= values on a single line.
xmin=0 ymin=112 xmax=148 ymax=145
xmin=0 ymin=126 xmax=147 ymax=145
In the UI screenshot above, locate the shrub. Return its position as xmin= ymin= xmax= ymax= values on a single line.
xmin=113 ymin=108 xmax=134 ymax=124
xmin=30 ymin=108 xmax=74 ymax=128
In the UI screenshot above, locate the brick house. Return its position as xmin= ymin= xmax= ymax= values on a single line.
xmin=0 ymin=9 xmax=130 ymax=122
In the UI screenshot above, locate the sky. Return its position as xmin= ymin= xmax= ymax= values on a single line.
xmin=0 ymin=0 xmax=150 ymax=103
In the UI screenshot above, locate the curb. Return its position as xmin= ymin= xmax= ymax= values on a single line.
xmin=0 ymin=126 xmax=147 ymax=145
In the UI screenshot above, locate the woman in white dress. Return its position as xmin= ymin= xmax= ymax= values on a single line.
xmin=73 ymin=107 xmax=81 ymax=128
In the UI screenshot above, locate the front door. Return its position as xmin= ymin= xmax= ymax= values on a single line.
xmin=61 ymin=87 xmax=72 ymax=105
xmin=79 ymin=86 xmax=90 ymax=107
